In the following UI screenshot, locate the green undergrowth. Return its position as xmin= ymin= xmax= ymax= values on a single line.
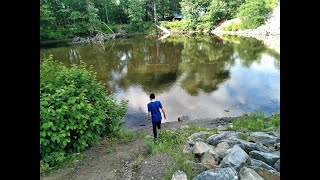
xmin=144 ymin=124 xmax=217 ymax=179
xmin=229 ymin=111 xmax=280 ymax=132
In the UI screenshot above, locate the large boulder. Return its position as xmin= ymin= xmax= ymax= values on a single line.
xmin=274 ymin=159 xmax=280 ymax=172
xmin=250 ymin=158 xmax=276 ymax=171
xmin=227 ymin=137 xmax=270 ymax=153
xmin=193 ymin=167 xmax=238 ymax=180
xmin=248 ymin=132 xmax=278 ymax=143
xmin=240 ymin=167 xmax=264 ymax=180
xmin=251 ymin=166 xmax=280 ymax=180
xmin=220 ymin=145 xmax=249 ymax=171
xmin=207 ymin=132 xmax=245 ymax=146
xmin=171 ymin=170 xmax=187 ymax=180
xmin=211 ymin=142 xmax=231 ymax=162
xmin=201 ymin=151 xmax=218 ymax=168
xmin=249 ymin=151 xmax=280 ymax=166
xmin=193 ymin=141 xmax=210 ymax=155
xmin=187 ymin=132 xmax=211 ymax=146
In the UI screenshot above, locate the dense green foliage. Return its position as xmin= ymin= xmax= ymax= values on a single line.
xmin=40 ymin=0 xmax=182 ymax=40
xmin=40 ymin=56 xmax=127 ymax=172
xmin=239 ymin=0 xmax=274 ymax=29
xmin=40 ymin=0 xmax=279 ymax=39
xmin=230 ymin=112 xmax=280 ymax=132
xmin=145 ymin=124 xmax=217 ymax=179
xmin=223 ymin=21 xmax=242 ymax=31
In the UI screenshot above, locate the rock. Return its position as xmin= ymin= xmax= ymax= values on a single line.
xmin=217 ymin=125 xmax=228 ymax=131
xmin=250 ymin=158 xmax=276 ymax=171
xmin=274 ymin=159 xmax=280 ymax=172
xmin=207 ymin=132 xmax=245 ymax=146
xmin=171 ymin=170 xmax=187 ymax=180
xmin=220 ymin=145 xmax=249 ymax=171
xmin=257 ymin=138 xmax=280 ymax=151
xmin=249 ymin=151 xmax=280 ymax=166
xmin=193 ymin=167 xmax=238 ymax=180
xmin=274 ymin=143 xmax=280 ymax=151
xmin=193 ymin=141 xmax=210 ymax=155
xmin=215 ymin=142 xmax=230 ymax=154
xmin=240 ymin=167 xmax=264 ymax=180
xmin=187 ymin=161 xmax=210 ymax=173
xmin=201 ymin=151 xmax=218 ymax=168
xmin=183 ymin=144 xmax=193 ymax=154
xmin=180 ymin=125 xmax=190 ymax=129
xmin=251 ymin=167 xmax=280 ymax=180
xmin=140 ymin=124 xmax=146 ymax=126
xmin=189 ymin=131 xmax=211 ymax=140
xmin=273 ymin=151 xmax=280 ymax=156
xmin=224 ymin=110 xmax=230 ymax=112
xmin=248 ymin=132 xmax=278 ymax=143
xmin=227 ymin=137 xmax=260 ymax=153
xmin=178 ymin=115 xmax=189 ymax=122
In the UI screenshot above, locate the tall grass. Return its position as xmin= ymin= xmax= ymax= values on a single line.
xmin=145 ymin=124 xmax=217 ymax=179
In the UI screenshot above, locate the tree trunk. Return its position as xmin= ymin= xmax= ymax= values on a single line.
xmin=105 ymin=5 xmax=109 ymax=23
xmin=153 ymin=0 xmax=158 ymax=27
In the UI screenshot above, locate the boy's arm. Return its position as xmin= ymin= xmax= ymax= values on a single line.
xmin=161 ymin=108 xmax=166 ymax=119
xmin=148 ymin=112 xmax=151 ymax=123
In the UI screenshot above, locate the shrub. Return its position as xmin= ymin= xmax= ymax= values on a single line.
xmin=239 ymin=0 xmax=273 ymax=29
xmin=161 ymin=20 xmax=188 ymax=31
xmin=40 ymin=56 xmax=127 ymax=172
xmin=223 ymin=22 xmax=242 ymax=31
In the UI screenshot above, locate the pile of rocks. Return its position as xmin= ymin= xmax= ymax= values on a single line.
xmin=172 ymin=131 xmax=280 ymax=180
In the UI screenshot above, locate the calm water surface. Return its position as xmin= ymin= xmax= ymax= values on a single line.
xmin=40 ymin=35 xmax=280 ymax=129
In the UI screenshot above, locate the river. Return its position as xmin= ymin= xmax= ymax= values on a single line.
xmin=40 ymin=34 xmax=280 ymax=129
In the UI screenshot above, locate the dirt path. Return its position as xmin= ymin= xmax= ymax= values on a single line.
xmin=40 ymin=117 xmax=235 ymax=180
xmin=41 ymin=138 xmax=148 ymax=180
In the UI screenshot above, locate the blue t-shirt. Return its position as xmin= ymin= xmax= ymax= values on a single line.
xmin=147 ymin=101 xmax=163 ymax=122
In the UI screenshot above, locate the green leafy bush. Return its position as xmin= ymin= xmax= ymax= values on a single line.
xmin=161 ymin=20 xmax=188 ymax=31
xmin=40 ymin=56 xmax=127 ymax=172
xmin=239 ymin=0 xmax=273 ymax=29
xmin=223 ymin=22 xmax=242 ymax=31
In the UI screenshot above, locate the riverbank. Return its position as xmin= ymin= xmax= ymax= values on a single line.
xmin=211 ymin=7 xmax=280 ymax=53
xmin=41 ymin=113 xmax=279 ymax=179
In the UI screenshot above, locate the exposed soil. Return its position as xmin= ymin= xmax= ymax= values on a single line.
xmin=40 ymin=117 xmax=236 ymax=180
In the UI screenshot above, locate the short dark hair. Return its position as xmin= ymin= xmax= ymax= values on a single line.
xmin=150 ymin=93 xmax=155 ymax=99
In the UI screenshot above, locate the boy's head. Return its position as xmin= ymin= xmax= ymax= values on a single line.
xmin=150 ymin=93 xmax=155 ymax=100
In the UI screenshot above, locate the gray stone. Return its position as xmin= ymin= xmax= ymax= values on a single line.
xmin=187 ymin=161 xmax=210 ymax=173
xmin=220 ymin=139 xmax=242 ymax=148
xmin=217 ymin=125 xmax=228 ymax=131
xmin=183 ymin=145 xmax=193 ymax=154
xmin=274 ymin=159 xmax=280 ymax=172
xmin=220 ymin=145 xmax=249 ymax=171
xmin=215 ymin=142 xmax=231 ymax=154
xmin=228 ymin=137 xmax=261 ymax=153
xmin=240 ymin=167 xmax=264 ymax=180
xmin=201 ymin=151 xmax=218 ymax=168
xmin=248 ymin=132 xmax=278 ymax=143
xmin=193 ymin=141 xmax=210 ymax=155
xmin=249 ymin=151 xmax=280 ymax=166
xmin=171 ymin=170 xmax=187 ymax=180
xmin=274 ymin=143 xmax=280 ymax=151
xmin=273 ymin=151 xmax=280 ymax=156
xmin=193 ymin=167 xmax=239 ymax=180
xmin=250 ymin=158 xmax=276 ymax=171
xmin=207 ymin=132 xmax=245 ymax=146
xmin=251 ymin=166 xmax=280 ymax=180
xmin=180 ymin=125 xmax=190 ymax=129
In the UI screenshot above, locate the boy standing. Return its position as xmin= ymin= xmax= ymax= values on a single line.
xmin=147 ymin=93 xmax=166 ymax=141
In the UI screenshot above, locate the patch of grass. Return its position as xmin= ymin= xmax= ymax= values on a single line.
xmin=133 ymin=154 xmax=145 ymax=169
xmin=229 ymin=111 xmax=280 ymax=132
xmin=145 ymin=125 xmax=217 ymax=179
